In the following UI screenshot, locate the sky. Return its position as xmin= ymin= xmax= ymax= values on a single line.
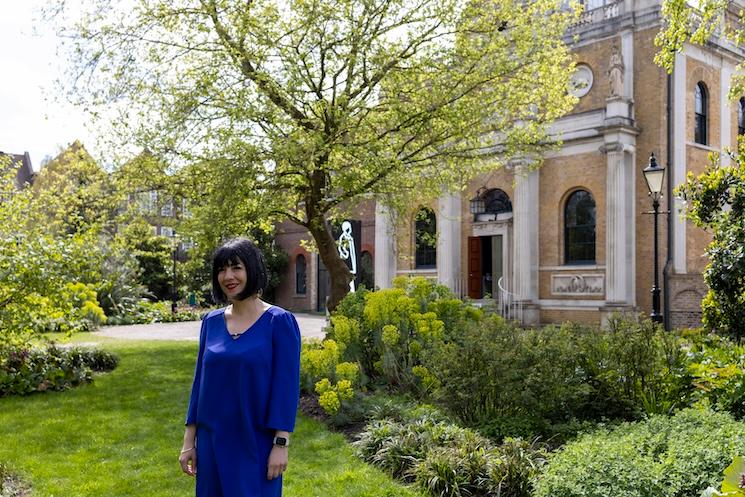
xmin=0 ymin=1 xmax=92 ymax=171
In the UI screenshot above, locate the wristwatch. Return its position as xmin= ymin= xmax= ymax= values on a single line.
xmin=272 ymin=436 xmax=289 ymax=447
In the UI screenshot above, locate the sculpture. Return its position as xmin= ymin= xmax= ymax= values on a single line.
xmin=608 ymin=44 xmax=624 ymax=98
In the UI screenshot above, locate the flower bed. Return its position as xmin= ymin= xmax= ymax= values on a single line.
xmin=0 ymin=342 xmax=118 ymax=397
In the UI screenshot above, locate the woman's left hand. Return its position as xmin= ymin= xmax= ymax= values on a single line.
xmin=267 ymin=445 xmax=288 ymax=480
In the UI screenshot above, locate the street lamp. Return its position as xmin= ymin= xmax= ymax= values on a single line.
xmin=642 ymin=153 xmax=665 ymax=324
xmin=469 ymin=187 xmax=486 ymax=215
xmin=170 ymin=230 xmax=179 ymax=314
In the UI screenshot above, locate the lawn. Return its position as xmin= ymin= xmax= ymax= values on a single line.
xmin=0 ymin=337 xmax=425 ymax=497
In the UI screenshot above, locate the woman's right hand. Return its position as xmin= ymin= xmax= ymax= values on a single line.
xmin=179 ymin=447 xmax=197 ymax=476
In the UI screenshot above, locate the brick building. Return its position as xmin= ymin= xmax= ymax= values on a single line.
xmin=1 ymin=151 xmax=35 ymax=190
xmin=273 ymin=0 xmax=742 ymax=328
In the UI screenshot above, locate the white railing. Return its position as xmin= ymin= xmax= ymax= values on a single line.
xmin=571 ymin=0 xmax=622 ymax=29
xmin=497 ymin=277 xmax=524 ymax=324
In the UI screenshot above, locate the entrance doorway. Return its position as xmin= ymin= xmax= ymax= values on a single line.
xmin=467 ymin=233 xmax=507 ymax=299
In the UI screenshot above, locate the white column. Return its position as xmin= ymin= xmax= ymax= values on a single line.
xmin=374 ymin=202 xmax=397 ymax=289
xmin=604 ymin=144 xmax=636 ymax=304
xmin=673 ymin=51 xmax=687 ymax=274
xmin=721 ymin=62 xmax=733 ymax=166
xmin=512 ymin=167 xmax=539 ymax=302
xmin=437 ymin=192 xmax=462 ymax=294
xmin=621 ymin=29 xmax=634 ymax=102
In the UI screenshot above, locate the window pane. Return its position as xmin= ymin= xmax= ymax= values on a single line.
xmin=565 ymin=190 xmax=596 ymax=264
xmin=415 ymin=208 xmax=437 ymax=268
xmin=296 ymin=255 xmax=306 ymax=294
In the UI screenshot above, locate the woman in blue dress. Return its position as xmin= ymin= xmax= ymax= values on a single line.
xmin=179 ymin=238 xmax=301 ymax=497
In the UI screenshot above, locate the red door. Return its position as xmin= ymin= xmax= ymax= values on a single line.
xmin=467 ymin=237 xmax=481 ymax=299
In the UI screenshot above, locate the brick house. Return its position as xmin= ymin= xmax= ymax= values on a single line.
xmin=272 ymin=0 xmax=741 ymax=328
xmin=1 ymin=151 xmax=35 ymax=190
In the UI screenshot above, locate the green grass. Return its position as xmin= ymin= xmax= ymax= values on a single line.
xmin=0 ymin=337 xmax=425 ymax=497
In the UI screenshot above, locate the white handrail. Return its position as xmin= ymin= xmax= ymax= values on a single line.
xmin=497 ymin=277 xmax=524 ymax=325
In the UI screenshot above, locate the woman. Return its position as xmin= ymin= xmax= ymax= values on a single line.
xmin=179 ymin=238 xmax=301 ymax=497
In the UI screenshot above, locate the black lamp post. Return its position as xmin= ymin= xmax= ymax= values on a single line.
xmin=642 ymin=153 xmax=666 ymax=324
xmin=171 ymin=231 xmax=179 ymax=315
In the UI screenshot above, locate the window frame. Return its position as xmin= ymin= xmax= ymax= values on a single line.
xmin=414 ymin=207 xmax=437 ymax=269
xmin=295 ymin=254 xmax=307 ymax=295
xmin=564 ymin=189 xmax=597 ymax=265
xmin=694 ymin=82 xmax=708 ymax=145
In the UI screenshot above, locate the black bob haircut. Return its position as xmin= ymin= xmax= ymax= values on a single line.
xmin=211 ymin=238 xmax=268 ymax=304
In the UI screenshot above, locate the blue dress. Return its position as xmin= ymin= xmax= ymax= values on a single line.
xmin=186 ymin=306 xmax=301 ymax=497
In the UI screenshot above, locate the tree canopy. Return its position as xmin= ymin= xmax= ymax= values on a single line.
xmin=655 ymin=0 xmax=745 ymax=337
xmin=49 ymin=0 xmax=579 ymax=308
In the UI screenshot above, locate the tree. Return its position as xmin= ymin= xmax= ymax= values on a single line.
xmin=49 ymin=0 xmax=579 ymax=309
xmin=655 ymin=0 xmax=745 ymax=338
xmin=677 ymin=158 xmax=745 ymax=339
xmin=31 ymin=141 xmax=119 ymax=235
xmin=0 ymin=158 xmax=106 ymax=336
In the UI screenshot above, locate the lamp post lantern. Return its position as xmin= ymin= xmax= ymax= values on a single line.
xmin=469 ymin=187 xmax=486 ymax=216
xmin=642 ymin=153 xmax=665 ymax=324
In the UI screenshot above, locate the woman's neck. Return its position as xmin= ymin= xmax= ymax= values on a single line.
xmin=229 ymin=295 xmax=264 ymax=317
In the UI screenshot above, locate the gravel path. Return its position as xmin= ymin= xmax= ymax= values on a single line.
xmin=91 ymin=312 xmax=327 ymax=341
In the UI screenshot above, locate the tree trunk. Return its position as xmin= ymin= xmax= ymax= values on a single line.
xmin=307 ymin=216 xmax=352 ymax=312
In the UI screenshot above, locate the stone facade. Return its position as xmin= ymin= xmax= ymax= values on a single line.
xmin=272 ymin=0 xmax=743 ymax=328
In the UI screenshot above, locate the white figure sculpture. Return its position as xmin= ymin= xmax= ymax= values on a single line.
xmin=608 ymin=44 xmax=624 ymax=98
xmin=337 ymin=220 xmax=357 ymax=292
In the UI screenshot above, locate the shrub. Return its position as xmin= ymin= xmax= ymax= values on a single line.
xmin=105 ymin=300 xmax=203 ymax=325
xmin=683 ymin=331 xmax=745 ymax=418
xmin=355 ymin=413 xmax=545 ymax=497
xmin=0 ymin=342 xmax=118 ymax=397
xmin=534 ymin=408 xmax=745 ymax=497
xmin=304 ymin=277 xmax=480 ymax=417
xmin=423 ymin=315 xmax=692 ymax=427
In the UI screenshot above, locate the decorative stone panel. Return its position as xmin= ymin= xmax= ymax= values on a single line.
xmin=551 ymin=274 xmax=605 ymax=296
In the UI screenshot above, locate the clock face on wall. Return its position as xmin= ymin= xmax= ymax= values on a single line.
xmin=569 ymin=65 xmax=593 ymax=98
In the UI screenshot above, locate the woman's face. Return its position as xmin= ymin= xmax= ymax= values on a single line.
xmin=217 ymin=259 xmax=248 ymax=301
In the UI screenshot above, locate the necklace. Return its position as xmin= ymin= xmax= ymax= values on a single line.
xmin=229 ymin=332 xmax=242 ymax=339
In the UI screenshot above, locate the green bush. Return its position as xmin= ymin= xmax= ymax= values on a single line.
xmin=423 ymin=315 xmax=692 ymax=427
xmin=0 ymin=342 xmax=119 ymax=397
xmin=354 ymin=414 xmax=546 ymax=497
xmin=105 ymin=300 xmax=203 ymax=325
xmin=302 ymin=276 xmax=479 ymax=418
xmin=683 ymin=330 xmax=745 ymax=418
xmin=534 ymin=408 xmax=745 ymax=497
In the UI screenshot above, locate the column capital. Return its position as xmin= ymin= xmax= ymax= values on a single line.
xmin=599 ymin=142 xmax=624 ymax=154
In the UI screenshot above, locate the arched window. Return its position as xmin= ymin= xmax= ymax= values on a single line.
xmin=295 ymin=254 xmax=307 ymax=294
xmin=359 ymin=251 xmax=374 ymax=290
xmin=415 ymin=207 xmax=437 ymax=269
xmin=483 ymin=188 xmax=512 ymax=214
xmin=738 ymin=97 xmax=745 ymax=136
xmin=564 ymin=190 xmax=596 ymax=264
xmin=695 ymin=82 xmax=708 ymax=145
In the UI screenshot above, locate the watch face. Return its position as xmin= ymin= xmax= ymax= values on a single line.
xmin=273 ymin=436 xmax=288 ymax=446
xmin=569 ymin=65 xmax=593 ymax=98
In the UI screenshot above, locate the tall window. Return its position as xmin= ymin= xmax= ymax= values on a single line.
xmin=564 ymin=190 xmax=596 ymax=264
xmin=295 ymin=254 xmax=307 ymax=294
xmin=359 ymin=251 xmax=374 ymax=290
xmin=415 ymin=207 xmax=437 ymax=268
xmin=695 ymin=82 xmax=708 ymax=145
xmin=739 ymin=97 xmax=745 ymax=136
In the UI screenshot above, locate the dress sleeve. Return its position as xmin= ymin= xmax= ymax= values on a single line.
xmin=266 ymin=311 xmax=302 ymax=432
xmin=185 ymin=316 xmax=208 ymax=426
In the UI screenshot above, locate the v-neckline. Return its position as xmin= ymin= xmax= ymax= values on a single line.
xmin=222 ymin=305 xmax=273 ymax=340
